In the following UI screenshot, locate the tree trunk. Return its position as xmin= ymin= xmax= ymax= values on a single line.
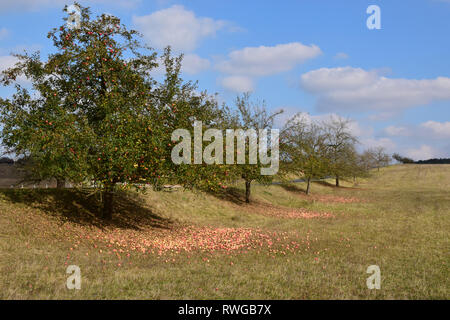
xmin=336 ymin=176 xmax=340 ymax=187
xmin=245 ymin=180 xmax=251 ymax=203
xmin=56 ymin=179 xmax=65 ymax=189
xmin=306 ymin=177 xmax=311 ymax=195
xmin=102 ymin=189 xmax=114 ymax=220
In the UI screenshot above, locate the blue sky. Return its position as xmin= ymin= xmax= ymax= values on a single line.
xmin=1 ymin=0 xmax=449 ymax=160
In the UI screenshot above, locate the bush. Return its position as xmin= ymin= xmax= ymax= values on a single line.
xmin=392 ymin=153 xmax=415 ymax=164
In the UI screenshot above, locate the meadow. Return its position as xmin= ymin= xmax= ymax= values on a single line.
xmin=0 ymin=164 xmax=448 ymax=299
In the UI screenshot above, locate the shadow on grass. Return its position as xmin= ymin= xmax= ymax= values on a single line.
xmin=314 ymin=180 xmax=339 ymax=188
xmin=205 ymin=185 xmax=276 ymax=208
xmin=205 ymin=186 xmax=247 ymax=205
xmin=315 ymin=180 xmax=360 ymax=190
xmin=280 ymin=183 xmax=308 ymax=194
xmin=0 ymin=188 xmax=172 ymax=231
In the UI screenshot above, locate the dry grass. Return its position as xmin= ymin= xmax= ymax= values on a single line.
xmin=0 ymin=164 xmax=448 ymax=299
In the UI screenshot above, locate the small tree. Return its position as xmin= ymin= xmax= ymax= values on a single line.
xmin=322 ymin=117 xmax=358 ymax=187
xmin=392 ymin=153 xmax=414 ymax=164
xmin=228 ymin=93 xmax=282 ymax=203
xmin=359 ymin=149 xmax=377 ymax=171
xmin=281 ymin=113 xmax=328 ymax=195
xmin=156 ymin=47 xmax=234 ymax=192
xmin=364 ymin=147 xmax=390 ymax=171
xmin=347 ymin=148 xmax=371 ymax=184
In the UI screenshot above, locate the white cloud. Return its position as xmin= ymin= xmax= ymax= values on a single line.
xmin=150 ymin=54 xmax=210 ymax=77
xmin=379 ymin=120 xmax=450 ymax=159
xmin=405 ymin=145 xmax=442 ymax=161
xmin=310 ymin=113 xmax=373 ymax=139
xmin=360 ymin=137 xmax=397 ymax=153
xmin=300 ymin=67 xmax=450 ymax=112
xmin=276 ymin=111 xmax=374 ymax=141
xmin=302 ymin=67 xmax=379 ymax=92
xmin=0 ymin=28 xmax=9 ymax=40
xmin=181 ymin=54 xmax=210 ymax=74
xmin=220 ymin=75 xmax=254 ymax=93
xmin=384 ymin=125 xmax=411 ymax=137
xmin=376 ymin=121 xmax=450 ymax=159
xmin=334 ymin=52 xmax=349 ymax=60
xmin=0 ymin=55 xmax=32 ymax=85
xmin=271 ymin=106 xmax=302 ymax=128
xmin=420 ymin=121 xmax=450 ymax=138
xmin=216 ymin=42 xmax=321 ymax=77
xmin=383 ymin=121 xmax=450 ymax=141
xmin=0 ymin=55 xmax=17 ymax=69
xmin=133 ymin=5 xmax=227 ymax=51
xmin=216 ymin=42 xmax=321 ymax=92
xmin=368 ymin=111 xmax=399 ymax=121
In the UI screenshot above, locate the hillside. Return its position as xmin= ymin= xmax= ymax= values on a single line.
xmin=0 ymin=164 xmax=448 ymax=299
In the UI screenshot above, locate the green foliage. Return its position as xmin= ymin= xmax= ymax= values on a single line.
xmin=227 ymin=93 xmax=283 ymax=202
xmin=155 ymin=48 xmax=235 ymax=192
xmin=322 ymin=117 xmax=359 ymax=186
xmin=0 ymin=4 xmax=231 ymax=217
xmin=281 ymin=113 xmax=329 ymax=194
xmin=281 ymin=114 xmax=368 ymax=190
xmin=361 ymin=147 xmax=391 ymax=171
xmin=1 ymin=6 xmax=161 ymax=190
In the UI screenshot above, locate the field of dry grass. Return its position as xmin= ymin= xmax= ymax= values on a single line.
xmin=0 ymin=164 xmax=448 ymax=299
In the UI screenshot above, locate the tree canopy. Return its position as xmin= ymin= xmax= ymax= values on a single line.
xmin=0 ymin=5 xmax=230 ymax=219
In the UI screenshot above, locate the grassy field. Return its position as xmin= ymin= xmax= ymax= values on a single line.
xmin=0 ymin=164 xmax=448 ymax=299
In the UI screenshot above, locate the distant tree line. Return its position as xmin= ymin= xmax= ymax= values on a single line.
xmin=392 ymin=153 xmax=450 ymax=164
xmin=415 ymin=158 xmax=450 ymax=164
